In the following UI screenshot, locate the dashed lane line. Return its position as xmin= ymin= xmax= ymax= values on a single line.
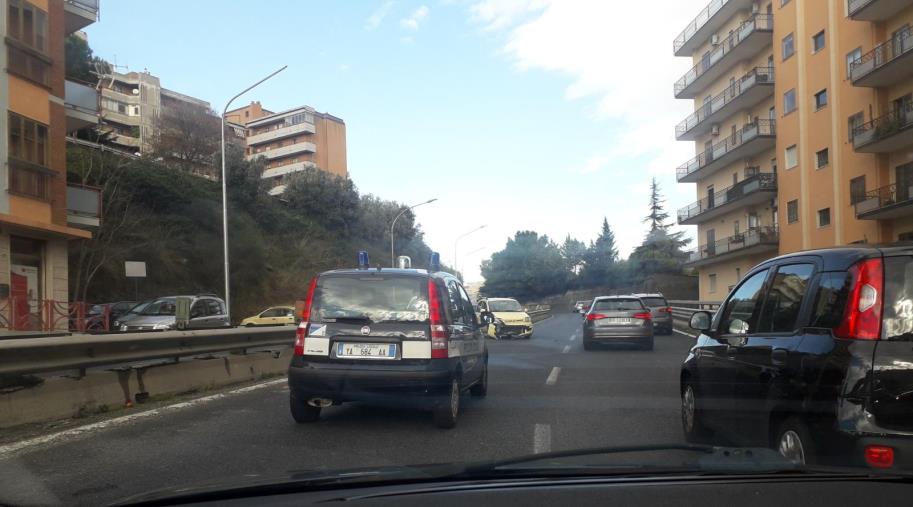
xmin=533 ymin=423 xmax=552 ymax=454
xmin=674 ymin=329 xmax=697 ymax=339
xmin=545 ymin=367 xmax=561 ymax=386
xmin=562 ymin=345 xmax=571 ymax=354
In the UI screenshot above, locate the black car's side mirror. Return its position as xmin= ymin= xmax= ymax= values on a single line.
xmin=689 ymin=311 xmax=712 ymax=332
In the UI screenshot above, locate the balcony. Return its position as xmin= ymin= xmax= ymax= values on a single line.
xmin=852 ymin=104 xmax=913 ymax=153
xmin=64 ymin=80 xmax=98 ymax=133
xmin=64 ymin=0 xmax=98 ymax=34
xmin=855 ymin=183 xmax=913 ymax=220
xmin=674 ymin=14 xmax=773 ymax=99
xmin=847 ymin=0 xmax=913 ymax=21
xmin=685 ymin=227 xmax=779 ymax=267
xmin=247 ymin=122 xmax=316 ymax=146
xmin=267 ymin=185 xmax=288 ymax=197
xmin=673 ymin=0 xmax=756 ymax=56
xmin=101 ymin=87 xmax=141 ymax=104
xmin=247 ymin=142 xmax=317 ymax=161
xmin=677 ymin=120 xmax=776 ymax=182
xmin=850 ymin=30 xmax=913 ymax=87
xmin=67 ymin=184 xmax=102 ymax=229
xmin=261 ymin=161 xmax=317 ymax=179
xmin=102 ymin=110 xmax=140 ymax=127
xmin=675 ymin=66 xmax=774 ymax=141
xmin=678 ymin=173 xmax=777 ymax=225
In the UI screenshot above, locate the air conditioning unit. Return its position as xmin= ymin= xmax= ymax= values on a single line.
xmin=711 ymin=124 xmax=720 ymax=136
xmin=711 ymin=34 xmax=720 ymax=45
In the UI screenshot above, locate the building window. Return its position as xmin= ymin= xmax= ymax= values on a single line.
xmin=814 ymin=89 xmax=828 ymax=110
xmin=735 ymin=267 xmax=741 ymax=281
xmin=781 ymin=0 xmax=791 ymax=5
xmin=899 ymin=231 xmax=913 ymax=241
xmin=785 ymin=145 xmax=798 ymax=169
xmin=846 ymin=47 xmax=862 ymax=78
xmin=7 ymin=0 xmax=48 ymax=52
xmin=818 ymin=208 xmax=831 ymax=227
xmin=7 ymin=45 xmax=50 ymax=87
xmin=782 ymin=33 xmax=795 ymax=60
xmin=787 ymin=199 xmax=800 ymax=224
xmin=708 ymin=274 xmax=717 ymax=294
xmin=8 ymin=112 xmax=48 ymax=167
xmin=812 ymin=30 xmax=825 ymax=52
xmin=816 ymin=148 xmax=829 ymax=168
xmin=848 ymin=111 xmax=864 ymax=141
xmin=850 ymin=176 xmax=866 ymax=205
xmin=771 ymin=158 xmax=777 ymax=172
xmin=784 ymin=89 xmax=797 ymax=114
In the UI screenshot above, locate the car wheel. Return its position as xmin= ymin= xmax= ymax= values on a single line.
xmin=774 ymin=417 xmax=816 ymax=466
xmin=245 ymin=323 xmax=254 ymax=327
xmin=290 ymin=395 xmax=321 ymax=423
xmin=470 ymin=361 xmax=488 ymax=397
xmin=681 ymin=382 xmax=712 ymax=443
xmin=433 ymin=376 xmax=461 ymax=429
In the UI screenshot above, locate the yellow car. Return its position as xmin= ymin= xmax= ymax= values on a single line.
xmin=478 ymin=298 xmax=533 ymax=339
xmin=240 ymin=306 xmax=295 ymax=326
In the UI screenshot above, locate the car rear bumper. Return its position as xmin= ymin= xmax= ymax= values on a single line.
xmin=584 ymin=326 xmax=652 ymax=342
xmin=288 ymin=361 xmax=453 ymax=405
xmin=652 ymin=315 xmax=673 ymax=328
xmin=848 ymin=434 xmax=913 ymax=469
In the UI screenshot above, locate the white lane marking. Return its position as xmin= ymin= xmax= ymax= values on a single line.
xmin=570 ymin=335 xmax=577 ymax=342
xmin=533 ymin=423 xmax=552 ymax=454
xmin=545 ymin=366 xmax=561 ymax=386
xmin=674 ymin=329 xmax=697 ymax=338
xmin=562 ymin=344 xmax=571 ymax=354
xmin=0 ymin=378 xmax=286 ymax=458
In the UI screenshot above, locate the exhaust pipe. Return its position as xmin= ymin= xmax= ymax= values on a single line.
xmin=308 ymin=398 xmax=334 ymax=408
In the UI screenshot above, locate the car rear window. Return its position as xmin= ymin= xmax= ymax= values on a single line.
xmin=592 ymin=299 xmax=643 ymax=311
xmin=489 ymin=299 xmax=522 ymax=312
xmin=639 ymin=297 xmax=667 ymax=308
xmin=312 ymin=275 xmax=429 ymax=323
xmin=883 ymin=256 xmax=913 ymax=340
xmin=808 ymin=271 xmax=850 ymax=329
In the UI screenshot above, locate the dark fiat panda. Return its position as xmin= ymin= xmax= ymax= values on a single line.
xmin=681 ymin=246 xmax=913 ymax=470
xmin=288 ymin=253 xmax=488 ymax=429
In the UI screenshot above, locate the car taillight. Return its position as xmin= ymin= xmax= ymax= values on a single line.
xmin=662 ymin=307 xmax=673 ymax=314
xmin=633 ymin=312 xmax=652 ymax=320
xmin=864 ymin=445 xmax=894 ymax=468
xmin=428 ymin=279 xmax=448 ymax=358
xmin=294 ymin=276 xmax=319 ymax=356
xmin=586 ymin=313 xmax=608 ymax=321
xmin=835 ymin=258 xmax=883 ymax=340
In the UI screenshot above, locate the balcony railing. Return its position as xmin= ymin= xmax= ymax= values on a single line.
xmin=854 ymin=182 xmax=913 ymax=219
xmin=674 ymin=0 xmax=727 ymax=54
xmin=852 ymin=103 xmax=913 ymax=152
xmin=674 ymin=14 xmax=773 ymax=97
xmin=686 ymin=227 xmax=779 ymax=265
xmin=848 ymin=0 xmax=912 ymax=20
xmin=678 ymin=173 xmax=777 ymax=224
xmin=67 ymin=184 xmax=102 ymax=228
xmin=65 ymin=79 xmax=99 ymax=133
xmin=64 ymin=0 xmax=99 ymax=34
xmin=850 ymin=29 xmax=913 ymax=85
xmin=677 ymin=119 xmax=776 ymax=182
xmin=675 ymin=66 xmax=774 ymax=140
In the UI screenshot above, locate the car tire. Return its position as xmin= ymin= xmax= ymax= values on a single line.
xmin=774 ymin=417 xmax=816 ymax=466
xmin=470 ymin=362 xmax=488 ymax=398
xmin=290 ymin=395 xmax=321 ymax=424
xmin=681 ymin=382 xmax=712 ymax=443
xmin=433 ymin=376 xmax=461 ymax=429
xmin=245 ymin=323 xmax=254 ymax=327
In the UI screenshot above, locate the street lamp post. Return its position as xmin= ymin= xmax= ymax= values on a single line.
xmin=390 ymin=198 xmax=437 ymax=267
xmin=220 ymin=65 xmax=287 ymax=323
xmin=454 ymin=225 xmax=487 ymax=275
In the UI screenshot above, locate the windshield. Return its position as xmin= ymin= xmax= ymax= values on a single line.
xmin=312 ymin=276 xmax=429 ymax=323
xmin=5 ymin=1 xmax=913 ymax=505
xmin=489 ymin=300 xmax=523 ymax=312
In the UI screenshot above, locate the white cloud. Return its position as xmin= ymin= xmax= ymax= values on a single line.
xmin=470 ymin=0 xmax=548 ymax=30
xmin=400 ymin=5 xmax=430 ymax=30
xmin=365 ymin=1 xmax=395 ymax=30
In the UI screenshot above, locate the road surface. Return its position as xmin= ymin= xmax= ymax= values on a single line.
xmin=0 ymin=313 xmax=695 ymax=506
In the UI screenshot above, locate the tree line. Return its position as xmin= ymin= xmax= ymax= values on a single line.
xmin=480 ymin=179 xmax=691 ymax=300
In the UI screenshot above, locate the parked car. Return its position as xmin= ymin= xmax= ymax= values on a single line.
xmin=573 ymin=300 xmax=589 ymax=313
xmin=112 ymin=300 xmax=154 ymax=331
xmin=288 ymin=255 xmax=487 ymax=428
xmin=583 ymin=296 xmax=654 ymax=351
xmin=477 ymin=298 xmax=533 ymax=339
xmin=632 ymin=293 xmax=673 ymax=334
xmin=681 ymin=246 xmax=913 ymax=470
xmin=119 ymin=295 xmax=229 ymax=332
xmin=240 ymin=306 xmax=295 ymax=326
xmin=85 ymin=301 xmax=136 ymax=332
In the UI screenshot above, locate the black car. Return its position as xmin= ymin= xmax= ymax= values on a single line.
xmin=681 ymin=246 xmax=913 ymax=470
xmin=288 ymin=257 xmax=488 ymax=428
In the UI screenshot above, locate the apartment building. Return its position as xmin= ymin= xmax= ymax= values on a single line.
xmin=674 ymin=0 xmax=913 ymax=300
xmin=226 ymin=101 xmax=347 ymax=196
xmin=2 ymin=0 xmax=99 ymax=330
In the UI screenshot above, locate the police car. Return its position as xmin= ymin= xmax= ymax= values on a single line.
xmin=288 ymin=252 xmax=488 ymax=428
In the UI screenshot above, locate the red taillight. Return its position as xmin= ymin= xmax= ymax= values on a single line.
xmin=633 ymin=312 xmax=652 ymax=320
xmin=428 ymin=279 xmax=449 ymax=358
xmin=835 ymin=258 xmax=883 ymax=340
xmin=586 ymin=313 xmax=608 ymax=321
xmin=294 ymin=276 xmax=319 ymax=356
xmin=864 ymin=445 xmax=894 ymax=469
xmin=662 ymin=307 xmax=673 ymax=314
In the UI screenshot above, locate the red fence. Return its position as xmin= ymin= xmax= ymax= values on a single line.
xmin=0 ymin=298 xmax=110 ymax=333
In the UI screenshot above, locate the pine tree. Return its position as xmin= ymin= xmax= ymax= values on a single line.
xmin=644 ymin=178 xmax=671 ymax=231
xmin=580 ymin=218 xmax=619 ymax=287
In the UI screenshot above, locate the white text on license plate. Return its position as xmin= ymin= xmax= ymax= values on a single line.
xmin=337 ymin=343 xmax=397 ymax=359
xmin=605 ymin=318 xmax=633 ymax=325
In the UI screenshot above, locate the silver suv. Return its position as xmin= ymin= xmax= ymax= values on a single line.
xmin=119 ymin=295 xmax=229 ymax=332
xmin=632 ymin=293 xmax=673 ymax=335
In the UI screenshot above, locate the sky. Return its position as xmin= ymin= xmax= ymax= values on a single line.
xmin=84 ymin=0 xmax=709 ymax=282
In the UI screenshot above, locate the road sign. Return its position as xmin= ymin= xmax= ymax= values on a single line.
xmin=125 ymin=261 xmax=147 ymax=278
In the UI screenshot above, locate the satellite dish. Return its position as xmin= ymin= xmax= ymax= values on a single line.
xmin=132 ymin=89 xmax=139 ymax=95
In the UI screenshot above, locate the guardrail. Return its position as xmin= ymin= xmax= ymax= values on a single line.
xmin=0 ymin=326 xmax=294 ymax=376
xmin=668 ymin=300 xmax=721 ymax=326
xmin=528 ymin=309 xmax=551 ymax=323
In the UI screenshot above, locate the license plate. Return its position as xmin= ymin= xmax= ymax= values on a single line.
xmin=336 ymin=342 xmax=397 ymax=359
xmin=604 ymin=318 xmax=633 ymax=325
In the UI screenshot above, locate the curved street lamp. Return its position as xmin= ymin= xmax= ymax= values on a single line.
xmin=390 ymin=198 xmax=437 ymax=267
